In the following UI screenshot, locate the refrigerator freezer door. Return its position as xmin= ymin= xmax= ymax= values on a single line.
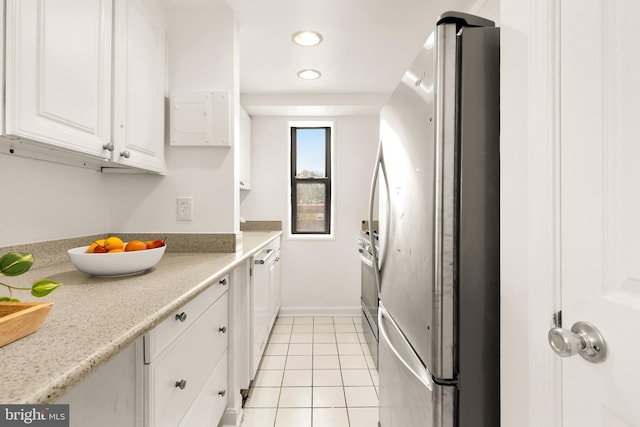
xmin=378 ymin=304 xmax=455 ymax=427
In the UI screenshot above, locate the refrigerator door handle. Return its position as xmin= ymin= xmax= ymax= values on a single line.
xmin=378 ymin=303 xmax=434 ymax=391
xmin=368 ymin=139 xmax=390 ymax=295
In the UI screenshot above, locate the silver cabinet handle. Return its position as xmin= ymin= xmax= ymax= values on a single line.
xmin=120 ymin=150 xmax=131 ymax=158
xmin=218 ymin=390 xmax=226 ymax=397
xmin=219 ymin=278 xmax=227 ymax=286
xmin=175 ymin=379 xmax=187 ymax=390
xmin=175 ymin=312 xmax=187 ymax=322
xmin=219 ymin=326 xmax=227 ymax=333
xmin=548 ymin=321 xmax=607 ymax=363
xmin=102 ymin=143 xmax=114 ymax=152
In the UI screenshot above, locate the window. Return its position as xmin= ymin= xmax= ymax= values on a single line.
xmin=290 ymin=126 xmax=332 ymax=235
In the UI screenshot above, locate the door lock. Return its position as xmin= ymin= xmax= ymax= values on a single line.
xmin=548 ymin=321 xmax=607 ymax=363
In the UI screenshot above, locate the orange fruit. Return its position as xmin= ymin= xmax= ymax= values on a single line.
xmin=108 ymin=248 xmax=124 ymax=253
xmin=125 ymin=240 xmax=147 ymax=252
xmin=87 ymin=239 xmax=107 ymax=253
xmin=104 ymin=236 xmax=124 ymax=251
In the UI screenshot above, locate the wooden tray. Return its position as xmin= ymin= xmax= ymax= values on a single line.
xmin=0 ymin=302 xmax=53 ymax=347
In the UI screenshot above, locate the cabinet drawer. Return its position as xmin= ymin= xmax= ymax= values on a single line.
xmin=179 ymin=353 xmax=228 ymax=427
xmin=145 ymin=275 xmax=229 ymax=363
xmin=145 ymin=292 xmax=228 ymax=427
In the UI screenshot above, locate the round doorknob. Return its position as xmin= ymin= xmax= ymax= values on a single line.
xmin=219 ymin=278 xmax=227 ymax=286
xmin=175 ymin=312 xmax=187 ymax=322
xmin=102 ymin=143 xmax=114 ymax=152
xmin=548 ymin=321 xmax=607 ymax=363
xmin=219 ymin=326 xmax=227 ymax=333
xmin=175 ymin=379 xmax=187 ymax=390
xmin=120 ymin=150 xmax=131 ymax=158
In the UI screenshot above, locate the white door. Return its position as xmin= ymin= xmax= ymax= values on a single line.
xmin=5 ymin=0 xmax=112 ymax=158
xmin=112 ymin=0 xmax=166 ymax=173
xmin=559 ymin=0 xmax=640 ymax=425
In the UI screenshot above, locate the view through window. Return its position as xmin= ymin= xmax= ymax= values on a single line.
xmin=290 ymin=126 xmax=332 ymax=234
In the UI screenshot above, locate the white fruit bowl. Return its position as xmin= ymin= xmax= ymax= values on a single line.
xmin=67 ymin=245 xmax=166 ymax=277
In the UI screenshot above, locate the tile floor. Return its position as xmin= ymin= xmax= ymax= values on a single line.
xmin=240 ymin=315 xmax=379 ymax=427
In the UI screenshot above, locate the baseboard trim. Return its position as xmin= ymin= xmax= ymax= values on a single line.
xmin=278 ymin=306 xmax=361 ymax=317
xmin=220 ymin=403 xmax=243 ymax=427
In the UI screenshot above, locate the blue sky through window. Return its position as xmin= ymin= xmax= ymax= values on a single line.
xmin=296 ymin=128 xmax=326 ymax=177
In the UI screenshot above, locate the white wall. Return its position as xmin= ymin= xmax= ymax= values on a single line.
xmin=107 ymin=4 xmax=240 ymax=234
xmin=0 ymin=155 xmax=108 ymax=247
xmin=241 ymin=115 xmax=379 ymax=314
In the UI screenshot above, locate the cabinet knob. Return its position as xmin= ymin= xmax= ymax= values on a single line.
xmin=102 ymin=143 xmax=114 ymax=152
xmin=218 ymin=390 xmax=226 ymax=397
xmin=175 ymin=379 xmax=187 ymax=390
xmin=239 ymin=181 xmax=245 ymax=186
xmin=219 ymin=278 xmax=227 ymax=286
xmin=175 ymin=312 xmax=187 ymax=322
xmin=219 ymin=326 xmax=227 ymax=334
xmin=120 ymin=150 xmax=131 ymax=158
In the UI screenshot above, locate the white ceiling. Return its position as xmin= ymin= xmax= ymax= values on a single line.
xmin=166 ymin=0 xmax=482 ymax=115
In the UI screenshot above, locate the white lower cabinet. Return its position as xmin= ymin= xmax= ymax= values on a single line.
xmin=179 ymin=355 xmax=228 ymax=427
xmin=145 ymin=278 xmax=229 ymax=427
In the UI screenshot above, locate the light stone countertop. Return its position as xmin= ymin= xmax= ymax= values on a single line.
xmin=0 ymin=231 xmax=282 ymax=404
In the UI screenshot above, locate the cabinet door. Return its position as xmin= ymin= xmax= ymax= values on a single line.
xmin=113 ymin=0 xmax=167 ymax=174
xmin=5 ymin=0 xmax=112 ymax=159
xmin=239 ymin=106 xmax=252 ymax=190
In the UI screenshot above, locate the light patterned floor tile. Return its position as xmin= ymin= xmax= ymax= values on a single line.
xmin=336 ymin=333 xmax=359 ymax=343
xmin=278 ymin=387 xmax=312 ymax=408
xmin=313 ymin=407 xmax=349 ymax=427
xmin=313 ymin=333 xmax=337 ymax=343
xmin=312 ymin=369 xmax=343 ymax=386
xmin=289 ymin=333 xmax=313 ymax=343
xmin=294 ymin=316 xmax=314 ymax=325
xmin=334 ymin=323 xmax=357 ymax=333
xmin=288 ymin=343 xmax=313 ymax=355
xmin=312 ymin=386 xmax=346 ymax=408
xmin=313 ymin=355 xmax=341 ymax=369
xmin=338 ymin=343 xmax=364 ymax=355
xmin=265 ymin=343 xmax=289 ymax=355
xmin=314 ymin=343 xmax=338 ymax=355
xmin=339 ymin=354 xmax=368 ymax=369
xmin=344 ymin=386 xmax=379 ymax=407
xmin=348 ymin=407 xmax=379 ymax=427
xmin=333 ymin=316 xmax=354 ymax=324
xmin=253 ymin=369 xmax=284 ymax=387
xmin=285 ymin=355 xmax=312 ymax=370
xmin=260 ymin=355 xmax=287 ymax=370
xmin=341 ymin=369 xmax=374 ymax=387
xmin=244 ymin=387 xmax=280 ymax=408
xmin=282 ymin=369 xmax=312 ymax=387
xmin=314 ymin=316 xmax=334 ymax=324
xmin=269 ymin=334 xmax=291 ymax=344
xmin=314 ymin=324 xmax=335 ymax=333
xmin=274 ymin=408 xmax=311 ymax=427
xmin=292 ymin=324 xmax=314 ymax=333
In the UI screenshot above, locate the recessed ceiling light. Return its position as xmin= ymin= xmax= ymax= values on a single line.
xmin=292 ymin=30 xmax=323 ymax=47
xmin=297 ymin=69 xmax=322 ymax=80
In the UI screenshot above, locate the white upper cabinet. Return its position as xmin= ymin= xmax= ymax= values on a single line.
xmin=4 ymin=0 xmax=113 ymax=160
xmin=112 ymin=0 xmax=167 ymax=174
xmin=239 ymin=106 xmax=251 ymax=190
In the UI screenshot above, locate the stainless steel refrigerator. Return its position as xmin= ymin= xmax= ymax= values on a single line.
xmin=368 ymin=12 xmax=500 ymax=427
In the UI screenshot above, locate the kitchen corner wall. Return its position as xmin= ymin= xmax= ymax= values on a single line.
xmin=107 ymin=3 xmax=240 ymax=235
xmin=241 ymin=115 xmax=379 ymax=314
